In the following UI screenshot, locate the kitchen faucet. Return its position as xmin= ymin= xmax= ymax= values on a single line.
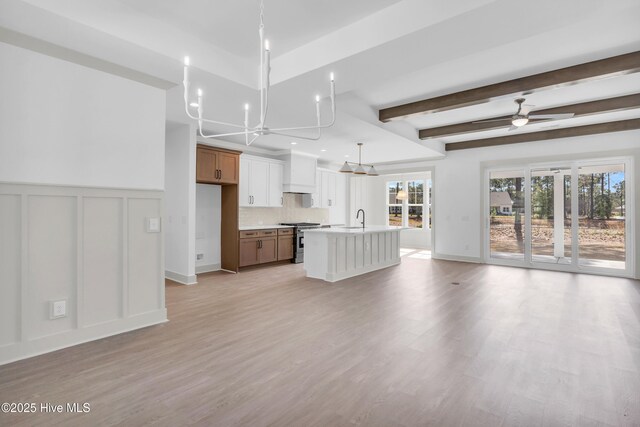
xmin=356 ymin=209 xmax=365 ymax=231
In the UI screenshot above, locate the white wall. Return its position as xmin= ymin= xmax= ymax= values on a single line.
xmin=0 ymin=42 xmax=165 ymax=189
xmin=0 ymin=43 xmax=167 ymax=365
xmin=350 ymin=172 xmax=432 ymax=249
xmin=374 ymin=130 xmax=640 ymax=278
xmin=164 ymin=124 xmax=197 ymax=284
xmin=195 ymin=184 xmax=221 ymax=273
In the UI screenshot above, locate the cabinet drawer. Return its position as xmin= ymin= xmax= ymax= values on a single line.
xmin=277 ymin=228 xmax=293 ymax=235
xmin=239 ymin=230 xmax=260 ymax=239
xmin=258 ymin=229 xmax=277 ymax=237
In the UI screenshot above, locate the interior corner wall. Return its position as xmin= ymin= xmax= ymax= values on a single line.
xmin=164 ymin=124 xmax=197 ymax=284
xmin=0 ymin=42 xmax=167 ymax=365
xmin=195 ymin=184 xmax=221 ymax=273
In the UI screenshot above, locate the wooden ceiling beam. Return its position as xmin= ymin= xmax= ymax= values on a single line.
xmin=379 ymin=51 xmax=640 ymax=123
xmin=419 ymin=94 xmax=640 ymax=139
xmin=445 ymin=119 xmax=640 ymax=151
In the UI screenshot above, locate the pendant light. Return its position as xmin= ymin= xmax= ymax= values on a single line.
xmin=338 ymin=143 xmax=378 ymax=176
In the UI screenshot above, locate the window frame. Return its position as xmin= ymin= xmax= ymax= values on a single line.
xmin=385 ymin=177 xmax=431 ymax=230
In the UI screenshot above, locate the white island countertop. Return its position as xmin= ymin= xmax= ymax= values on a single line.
xmin=304 ymin=225 xmax=404 ymax=235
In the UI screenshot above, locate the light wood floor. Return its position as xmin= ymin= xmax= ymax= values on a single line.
xmin=1 ymin=256 xmax=640 ymax=426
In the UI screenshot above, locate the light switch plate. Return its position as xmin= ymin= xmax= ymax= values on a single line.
xmin=50 ymin=300 xmax=67 ymax=319
xmin=146 ymin=217 xmax=161 ymax=233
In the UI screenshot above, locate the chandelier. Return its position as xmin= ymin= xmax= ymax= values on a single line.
xmin=182 ymin=0 xmax=336 ymax=146
xmin=339 ymin=143 xmax=379 ymax=176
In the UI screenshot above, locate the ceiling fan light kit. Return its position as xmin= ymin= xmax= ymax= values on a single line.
xmin=339 ymin=143 xmax=378 ymax=176
xmin=511 ymin=117 xmax=529 ymax=127
xmin=473 ymin=97 xmax=575 ymax=130
xmin=182 ymin=0 xmax=335 ymax=145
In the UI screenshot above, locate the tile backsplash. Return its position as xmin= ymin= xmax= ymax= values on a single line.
xmin=239 ymin=193 xmax=329 ymax=226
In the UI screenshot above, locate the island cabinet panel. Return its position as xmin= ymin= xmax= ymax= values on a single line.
xmin=196 ymin=145 xmax=240 ymax=184
xmin=239 ymin=238 xmax=260 ymax=267
xmin=303 ymin=228 xmax=402 ymax=282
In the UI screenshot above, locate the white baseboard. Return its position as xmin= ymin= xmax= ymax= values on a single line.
xmin=318 ymin=259 xmax=401 ymax=283
xmin=0 ymin=309 xmax=167 ymax=366
xmin=431 ymin=252 xmax=482 ymax=264
xmin=165 ymin=270 xmax=198 ymax=285
xmin=195 ymin=263 xmax=221 ymax=274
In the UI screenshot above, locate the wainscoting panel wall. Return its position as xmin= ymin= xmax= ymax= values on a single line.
xmin=0 ymin=183 xmax=167 ymax=365
xmin=0 ymin=195 xmax=21 ymax=347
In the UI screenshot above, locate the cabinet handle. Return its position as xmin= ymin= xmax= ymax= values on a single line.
xmin=217 ymin=169 xmax=220 ymax=179
xmin=218 ymin=169 xmax=221 ymax=179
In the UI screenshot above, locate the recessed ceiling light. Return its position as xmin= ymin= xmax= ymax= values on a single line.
xmin=291 ymin=142 xmax=297 ymax=145
xmin=321 ymin=149 xmax=327 ymax=152
xmin=344 ymin=155 xmax=349 ymax=157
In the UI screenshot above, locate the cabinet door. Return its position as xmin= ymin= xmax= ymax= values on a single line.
xmin=258 ymin=237 xmax=278 ymax=263
xmin=331 ymin=173 xmax=346 ymax=224
xmin=196 ymin=148 xmax=218 ymax=183
xmin=311 ymin=171 xmax=322 ymax=208
xmin=327 ymin=172 xmax=337 ymax=207
xmin=239 ymin=157 xmax=251 ymax=207
xmin=277 ymin=236 xmax=294 ymax=260
xmin=217 ymin=151 xmax=239 ymax=184
xmin=268 ymin=163 xmax=284 ymax=207
xmin=250 ymin=160 xmax=270 ymax=207
xmin=239 ymin=238 xmax=260 ymax=267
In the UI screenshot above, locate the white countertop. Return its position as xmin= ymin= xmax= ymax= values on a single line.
xmin=239 ymin=225 xmax=295 ymax=231
xmin=304 ymin=225 xmax=404 ymax=235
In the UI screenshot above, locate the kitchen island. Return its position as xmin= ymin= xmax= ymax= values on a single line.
xmin=303 ymin=226 xmax=403 ymax=282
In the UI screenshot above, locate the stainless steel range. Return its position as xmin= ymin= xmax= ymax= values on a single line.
xmin=279 ymin=222 xmax=322 ymax=263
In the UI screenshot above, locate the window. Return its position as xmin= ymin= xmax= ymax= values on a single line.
xmin=407 ymin=180 xmax=424 ymax=229
xmin=387 ymin=181 xmax=403 ymax=226
xmin=386 ymin=177 xmax=431 ymax=229
xmin=502 ymin=206 xmax=510 ymax=213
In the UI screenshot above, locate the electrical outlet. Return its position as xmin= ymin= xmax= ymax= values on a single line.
xmin=197 ymin=253 xmax=204 ymax=260
xmin=50 ymin=300 xmax=67 ymax=319
xmin=146 ymin=217 xmax=161 ymax=233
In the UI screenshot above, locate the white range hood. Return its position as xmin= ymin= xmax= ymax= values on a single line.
xmin=281 ymin=151 xmax=318 ymax=194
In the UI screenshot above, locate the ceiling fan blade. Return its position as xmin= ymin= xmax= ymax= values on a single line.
xmin=528 ymin=113 xmax=575 ymax=120
xmin=472 ymin=118 xmax=512 ymax=123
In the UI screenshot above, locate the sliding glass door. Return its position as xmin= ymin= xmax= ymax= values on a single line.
xmin=487 ymin=159 xmax=631 ymax=276
xmin=489 ymin=170 xmax=525 ymax=261
xmin=577 ymin=163 xmax=626 ymax=270
xmin=530 ymin=167 xmax=572 ymax=265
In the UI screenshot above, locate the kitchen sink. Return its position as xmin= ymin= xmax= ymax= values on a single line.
xmin=337 ymin=226 xmax=364 ymax=229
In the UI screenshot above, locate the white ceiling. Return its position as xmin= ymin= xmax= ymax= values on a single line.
xmin=2 ymin=0 xmax=639 ymax=164
xmin=123 ymin=0 xmax=402 ymax=60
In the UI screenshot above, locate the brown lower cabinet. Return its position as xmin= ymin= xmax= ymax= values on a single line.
xmin=278 ymin=236 xmax=294 ymax=261
xmin=239 ymin=228 xmax=293 ymax=267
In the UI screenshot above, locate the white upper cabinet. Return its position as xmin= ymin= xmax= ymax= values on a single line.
xmin=239 ymin=155 xmax=284 ymax=207
xmin=303 ymin=168 xmax=347 ymax=224
xmin=268 ymin=162 xmax=284 ymax=207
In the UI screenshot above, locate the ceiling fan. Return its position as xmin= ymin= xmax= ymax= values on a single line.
xmin=474 ymin=98 xmax=575 ymax=130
